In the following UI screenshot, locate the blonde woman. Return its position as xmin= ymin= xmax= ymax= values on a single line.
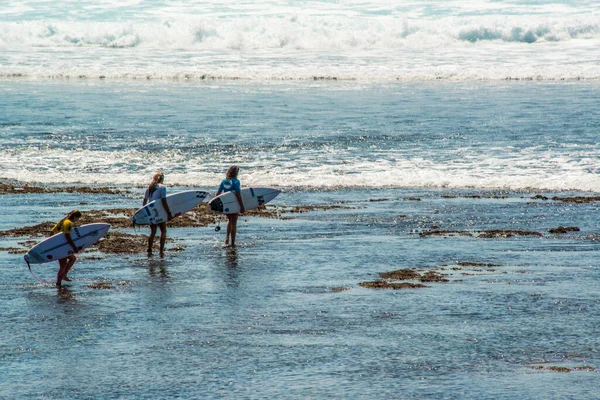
xmin=216 ymin=165 xmax=245 ymax=247
xmin=143 ymin=172 xmax=173 ymax=257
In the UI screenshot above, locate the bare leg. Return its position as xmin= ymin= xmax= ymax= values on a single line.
xmin=63 ymin=255 xmax=77 ymax=281
xmin=65 ymin=255 xmax=77 ymax=280
xmin=225 ymin=215 xmax=232 ymax=245
xmin=148 ymin=224 xmax=158 ymax=256
xmin=229 ymin=214 xmax=239 ymax=247
xmin=158 ymin=222 xmax=167 ymax=257
xmin=56 ymin=259 xmax=68 ymax=285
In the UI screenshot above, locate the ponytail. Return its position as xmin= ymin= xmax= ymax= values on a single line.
xmin=148 ymin=172 xmax=164 ymax=195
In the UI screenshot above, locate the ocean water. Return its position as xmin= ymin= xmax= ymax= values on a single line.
xmin=2 ymin=1 xmax=600 ymax=399
xmin=1 ymin=80 xmax=599 ymax=191
xmin=1 ymin=0 xmax=600 ymax=81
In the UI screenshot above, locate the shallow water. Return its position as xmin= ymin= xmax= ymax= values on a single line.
xmin=2 ymin=186 xmax=600 ymax=399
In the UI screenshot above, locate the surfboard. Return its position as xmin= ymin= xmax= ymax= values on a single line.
xmin=209 ymin=187 xmax=281 ymax=214
xmin=132 ymin=190 xmax=211 ymax=225
xmin=24 ymin=223 xmax=111 ymax=264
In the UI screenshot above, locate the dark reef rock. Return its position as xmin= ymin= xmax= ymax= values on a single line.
xmin=359 ymin=281 xmax=428 ymax=289
xmin=548 ymin=226 xmax=580 ymax=234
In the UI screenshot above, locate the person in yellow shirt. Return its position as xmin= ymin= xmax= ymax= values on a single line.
xmin=51 ymin=210 xmax=82 ymax=286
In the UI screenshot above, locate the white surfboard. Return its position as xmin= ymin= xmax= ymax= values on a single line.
xmin=132 ymin=190 xmax=211 ymax=225
xmin=209 ymin=187 xmax=281 ymax=214
xmin=24 ymin=223 xmax=111 ymax=264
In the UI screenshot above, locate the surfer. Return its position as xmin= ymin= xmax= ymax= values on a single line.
xmin=51 ymin=209 xmax=82 ymax=286
xmin=143 ymin=172 xmax=173 ymax=257
xmin=216 ymin=165 xmax=245 ymax=247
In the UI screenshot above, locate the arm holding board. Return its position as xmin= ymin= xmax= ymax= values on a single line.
xmin=234 ymin=191 xmax=245 ymax=214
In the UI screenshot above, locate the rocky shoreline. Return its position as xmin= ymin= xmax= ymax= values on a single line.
xmin=0 ymin=181 xmax=356 ymax=256
xmin=2 ymin=181 xmax=597 ymax=290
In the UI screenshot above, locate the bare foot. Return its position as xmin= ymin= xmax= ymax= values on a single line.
xmin=63 ymin=276 xmax=72 ymax=282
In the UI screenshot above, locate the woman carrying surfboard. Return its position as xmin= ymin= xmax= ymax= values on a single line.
xmin=51 ymin=209 xmax=82 ymax=286
xmin=143 ymin=172 xmax=173 ymax=258
xmin=216 ymin=165 xmax=245 ymax=247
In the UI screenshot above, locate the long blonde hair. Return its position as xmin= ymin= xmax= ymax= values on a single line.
xmin=148 ymin=172 xmax=164 ymax=195
xmin=226 ymin=165 xmax=239 ymax=180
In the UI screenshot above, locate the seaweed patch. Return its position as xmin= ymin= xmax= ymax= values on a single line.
xmin=548 ymin=226 xmax=580 ymax=234
xmin=358 ymin=281 xmax=428 ymax=289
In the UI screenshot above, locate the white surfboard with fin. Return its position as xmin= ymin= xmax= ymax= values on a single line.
xmin=209 ymin=187 xmax=280 ymax=214
xmin=132 ymin=190 xmax=211 ymax=225
xmin=24 ymin=223 xmax=111 ymax=265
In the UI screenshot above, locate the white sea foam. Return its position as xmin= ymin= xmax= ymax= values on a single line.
xmin=3 ymin=15 xmax=599 ymax=49
xmin=1 ymin=6 xmax=600 ymax=81
xmin=2 ymin=147 xmax=599 ymax=191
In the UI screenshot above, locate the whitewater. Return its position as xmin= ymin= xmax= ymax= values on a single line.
xmin=1 ymin=0 xmax=599 ymax=81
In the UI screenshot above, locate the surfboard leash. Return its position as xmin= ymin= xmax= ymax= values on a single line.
xmin=215 ymin=215 xmax=222 ymax=232
xmin=24 ymin=256 xmax=53 ymax=284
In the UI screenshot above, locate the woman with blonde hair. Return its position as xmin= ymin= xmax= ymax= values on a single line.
xmin=51 ymin=209 xmax=82 ymax=285
xmin=216 ymin=165 xmax=245 ymax=247
xmin=143 ymin=172 xmax=173 ymax=257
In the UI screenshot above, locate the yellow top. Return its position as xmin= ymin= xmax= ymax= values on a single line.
xmin=51 ymin=219 xmax=74 ymax=235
